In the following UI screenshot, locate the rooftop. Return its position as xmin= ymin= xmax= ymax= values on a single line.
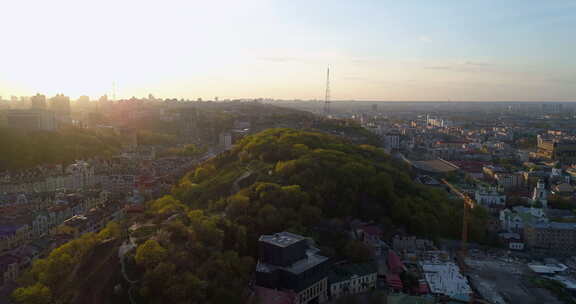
xmin=328 ymin=262 xmax=377 ymax=283
xmin=420 ymin=261 xmax=471 ymax=297
xmin=259 ymin=231 xmax=305 ymax=248
xmin=527 ymin=263 xmax=568 ymax=274
xmin=412 ymin=159 xmax=459 ymax=174
xmin=256 ymin=247 xmax=329 ymax=275
xmin=531 ymin=221 xmax=576 ymax=230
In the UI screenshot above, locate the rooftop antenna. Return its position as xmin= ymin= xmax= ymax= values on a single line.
xmin=323 ymin=66 xmax=331 ymax=116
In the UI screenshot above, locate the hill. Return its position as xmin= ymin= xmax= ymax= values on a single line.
xmin=0 ymin=126 xmax=122 ymax=171
xmin=13 ymin=128 xmax=489 ymax=304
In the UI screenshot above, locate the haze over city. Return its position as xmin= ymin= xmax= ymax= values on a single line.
xmin=4 ymin=2 xmax=576 ymax=304
xmin=1 ymin=0 xmax=575 ymax=101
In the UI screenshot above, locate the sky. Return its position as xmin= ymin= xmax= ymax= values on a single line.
xmin=0 ymin=0 xmax=575 ymax=101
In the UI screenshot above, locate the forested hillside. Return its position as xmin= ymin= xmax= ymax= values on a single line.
xmin=0 ymin=127 xmax=122 ymax=171
xmin=13 ymin=128 xmax=489 ymax=304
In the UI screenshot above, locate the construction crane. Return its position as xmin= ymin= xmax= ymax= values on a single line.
xmin=441 ymin=179 xmax=475 ymax=258
xmin=442 ymin=179 xmax=479 ymax=303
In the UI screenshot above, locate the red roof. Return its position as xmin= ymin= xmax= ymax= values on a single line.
xmin=254 ymin=286 xmax=296 ymax=304
xmin=418 ymin=280 xmax=429 ymax=294
xmin=387 ymin=250 xmax=404 ymax=274
xmin=360 ymin=224 xmax=382 ymax=236
xmin=450 ymin=161 xmax=489 ymax=173
xmin=124 ymin=204 xmax=145 ymax=213
xmin=386 ymin=273 xmax=403 ymax=289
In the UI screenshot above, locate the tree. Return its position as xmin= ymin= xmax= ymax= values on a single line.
xmin=148 ymin=195 xmax=187 ymax=215
xmin=12 ymin=283 xmax=52 ymax=304
xmin=135 ymin=240 xmax=167 ymax=268
xmin=98 ymin=221 xmax=121 ymax=240
xmin=343 ymin=240 xmax=373 ymax=263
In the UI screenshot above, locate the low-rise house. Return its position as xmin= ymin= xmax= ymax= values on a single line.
xmin=494 ymin=172 xmax=523 ymax=189
xmin=0 ymin=224 xmax=32 ymax=253
xmin=498 ymin=232 xmax=525 ymax=251
xmin=483 ymin=165 xmax=506 ymax=180
xmin=551 ymin=183 xmax=574 ymax=199
xmin=392 ymin=235 xmax=435 ymax=253
xmin=474 ymin=187 xmax=506 ymax=211
xmin=0 ymin=254 xmax=19 ymax=286
xmin=328 ymin=263 xmax=377 ymax=300
xmin=354 ymin=224 xmax=386 ymax=256
xmin=499 ymin=206 xmax=547 ymax=233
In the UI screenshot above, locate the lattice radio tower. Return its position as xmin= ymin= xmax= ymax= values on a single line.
xmin=323 ymin=66 xmax=331 ymax=116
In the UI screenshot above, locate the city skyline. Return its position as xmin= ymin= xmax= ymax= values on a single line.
xmin=1 ymin=0 xmax=575 ymax=101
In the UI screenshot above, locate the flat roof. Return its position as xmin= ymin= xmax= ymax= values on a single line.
xmin=256 ymin=247 xmax=329 ymax=275
xmin=420 ymin=261 xmax=471 ymax=297
xmin=527 ymin=263 xmax=568 ymax=274
xmin=259 ymin=231 xmax=306 ymax=248
xmin=531 ymin=221 xmax=576 ymax=230
xmin=412 ymin=159 xmax=459 ymax=173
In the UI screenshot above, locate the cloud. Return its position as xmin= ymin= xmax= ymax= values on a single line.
xmin=418 ymin=36 xmax=432 ymax=43
xmin=424 ymin=61 xmax=497 ymax=72
xmin=424 ymin=66 xmax=452 ymax=70
xmin=258 ymin=56 xmax=302 ymax=63
xmin=547 ymin=75 xmax=576 ymax=85
xmin=463 ymin=61 xmax=494 ymax=67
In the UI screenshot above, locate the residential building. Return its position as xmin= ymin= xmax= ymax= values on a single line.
xmin=538 ymin=139 xmax=576 ymax=165
xmin=499 ymin=204 xmax=550 ymax=232
xmin=49 ymin=94 xmax=71 ymax=124
xmin=328 ymin=263 xmax=377 ymax=300
xmin=4 ymin=109 xmax=56 ymax=131
xmin=30 ymin=94 xmax=47 ymax=110
xmin=494 ymin=172 xmax=523 ymax=189
xmin=419 ymin=261 xmax=471 ymax=297
xmin=474 ymin=187 xmax=506 ymax=209
xmin=531 ymin=179 xmax=548 ymax=208
xmin=219 ymin=132 xmax=233 ymax=149
xmin=0 ymin=254 xmax=20 ymax=286
xmin=354 ymin=224 xmax=386 ymax=256
xmin=524 ymin=222 xmax=576 ymax=256
xmin=498 ymin=232 xmax=525 ymax=251
xmin=384 ymin=133 xmax=400 ymax=150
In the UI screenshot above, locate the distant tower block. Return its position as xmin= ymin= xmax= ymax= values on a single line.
xmin=31 ymin=94 xmax=47 ymax=109
xmin=323 ymin=66 xmax=331 ymax=116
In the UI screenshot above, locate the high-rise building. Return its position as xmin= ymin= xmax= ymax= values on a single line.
xmin=77 ymin=95 xmax=90 ymax=107
xmin=5 ymin=109 xmax=56 ymax=131
xmin=30 ymin=94 xmax=47 ymax=109
xmin=49 ymin=94 xmax=71 ymax=124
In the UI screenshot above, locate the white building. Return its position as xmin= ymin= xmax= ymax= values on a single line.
xmin=219 ymin=132 xmax=233 ymax=149
xmin=531 ymin=179 xmax=548 ymax=208
xmin=329 ymin=263 xmax=377 ymax=300
xmin=474 ymin=188 xmax=506 ymax=207
xmin=384 ymin=133 xmax=400 ymax=150
xmin=420 ymin=261 xmax=471 ymax=297
xmin=499 ymin=206 xmax=547 ymax=232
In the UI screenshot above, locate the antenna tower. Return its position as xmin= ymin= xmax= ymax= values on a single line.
xmin=323 ymin=67 xmax=331 ymax=116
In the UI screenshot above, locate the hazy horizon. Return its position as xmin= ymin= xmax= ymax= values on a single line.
xmin=1 ymin=0 xmax=575 ymax=101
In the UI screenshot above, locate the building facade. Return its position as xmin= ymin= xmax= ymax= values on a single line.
xmin=524 ymin=222 xmax=576 ymax=256
xmin=255 ymin=232 xmax=330 ymax=304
